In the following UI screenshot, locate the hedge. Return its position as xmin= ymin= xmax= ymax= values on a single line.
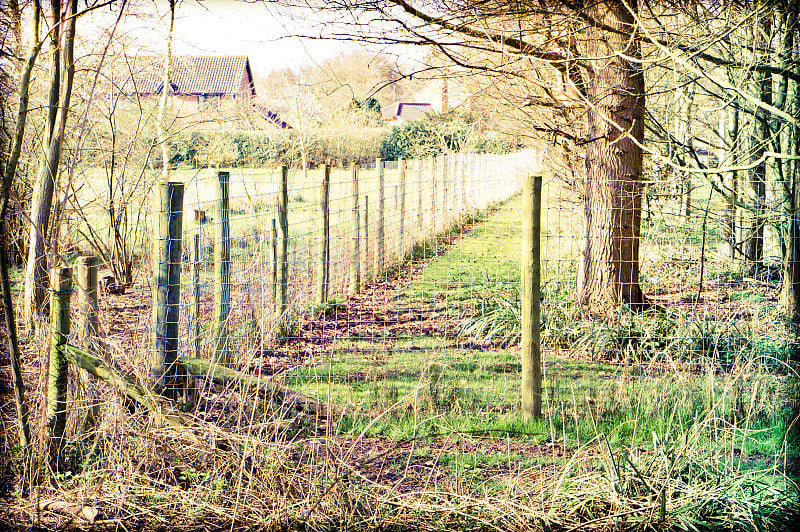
xmin=162 ymin=129 xmax=388 ymax=168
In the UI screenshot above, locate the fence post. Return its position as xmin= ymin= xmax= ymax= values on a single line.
xmin=75 ymin=255 xmax=99 ymax=348
xmin=75 ymin=255 xmax=99 ymax=432
xmin=393 ymin=184 xmax=400 ymax=259
xmin=363 ymin=195 xmax=370 ymax=287
xmin=399 ymin=159 xmax=406 ymax=257
xmin=277 ymin=166 xmax=289 ymax=330
xmin=431 ymin=157 xmax=438 ymax=232
xmin=271 ymin=217 xmax=278 ymax=312
xmin=376 ymin=158 xmax=385 ymax=274
xmin=349 ymin=165 xmax=361 ymax=294
xmin=521 ymin=174 xmax=543 ymax=419
xmin=187 ymin=233 xmax=201 ymax=406
xmin=317 ymin=165 xmax=330 ymax=305
xmin=460 ymin=153 xmax=467 ymax=215
xmin=442 ymin=153 xmax=451 ymax=230
xmin=151 ymin=182 xmax=184 ymax=401
xmin=47 ymin=265 xmax=72 ymax=469
xmin=416 ymin=159 xmax=423 ymax=230
xmin=190 ymin=234 xmax=201 ymax=360
xmin=213 ymin=170 xmax=231 ymax=365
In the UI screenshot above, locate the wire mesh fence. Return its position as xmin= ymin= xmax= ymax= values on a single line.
xmin=20 ymin=145 xmax=795 ymax=530
xmin=57 ymin=148 xmax=796 ymax=451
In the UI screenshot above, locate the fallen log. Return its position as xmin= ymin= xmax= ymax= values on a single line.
xmin=64 ymin=344 xmax=340 ymax=421
xmin=39 ymin=500 xmax=100 ymax=523
xmin=177 ymin=356 xmax=341 ymax=417
xmin=64 ymin=344 xmax=192 ymax=430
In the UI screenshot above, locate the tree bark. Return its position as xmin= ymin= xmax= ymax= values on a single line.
xmin=577 ymin=0 xmax=647 ymax=310
xmin=156 ymin=0 xmax=175 ymax=181
xmin=23 ymin=0 xmax=77 ymax=329
xmin=721 ymin=106 xmax=740 ymax=262
xmin=1 ymin=0 xmax=41 ymax=450
xmin=779 ymin=10 xmax=800 ymax=319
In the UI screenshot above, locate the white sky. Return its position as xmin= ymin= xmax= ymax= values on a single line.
xmin=86 ymin=0 xmax=370 ymax=76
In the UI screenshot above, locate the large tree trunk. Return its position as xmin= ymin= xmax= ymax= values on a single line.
xmin=577 ymin=0 xmax=646 ymax=310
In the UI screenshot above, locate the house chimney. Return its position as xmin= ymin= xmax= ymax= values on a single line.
xmin=442 ymin=78 xmax=449 ymax=113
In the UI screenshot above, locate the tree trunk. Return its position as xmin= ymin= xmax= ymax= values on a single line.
xmin=577 ymin=0 xmax=646 ymax=310
xmin=721 ymin=106 xmax=740 ymax=262
xmin=0 ymin=1 xmax=41 ymax=450
xmin=23 ymin=0 xmax=61 ymax=328
xmin=779 ymin=11 xmax=799 ymax=319
xmin=23 ymin=0 xmax=77 ymax=330
xmin=156 ymin=0 xmax=175 ymax=181
xmin=674 ymin=80 xmax=693 ymax=222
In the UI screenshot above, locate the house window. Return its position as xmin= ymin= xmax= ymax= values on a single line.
xmin=199 ymin=94 xmax=221 ymax=110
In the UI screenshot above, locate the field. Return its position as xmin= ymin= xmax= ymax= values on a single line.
xmin=3 ymin=156 xmax=799 ymax=531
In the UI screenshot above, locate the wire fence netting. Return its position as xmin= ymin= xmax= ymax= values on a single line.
xmin=59 ymin=149 xmax=796 ymax=448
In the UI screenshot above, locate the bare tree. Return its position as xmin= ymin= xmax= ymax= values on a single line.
xmin=1 ymin=0 xmax=43 ymax=450
xmin=23 ymin=0 xmax=79 ymax=330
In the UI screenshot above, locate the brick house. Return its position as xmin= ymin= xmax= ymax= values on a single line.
xmin=123 ymin=55 xmax=289 ymax=130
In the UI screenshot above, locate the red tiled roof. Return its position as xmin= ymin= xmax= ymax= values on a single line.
xmin=124 ymin=55 xmax=255 ymax=96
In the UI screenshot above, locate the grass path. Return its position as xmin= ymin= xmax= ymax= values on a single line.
xmin=285 ymin=195 xmax=794 ymax=455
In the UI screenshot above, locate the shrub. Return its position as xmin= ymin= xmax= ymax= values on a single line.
xmin=380 ymin=112 xmax=512 ymax=160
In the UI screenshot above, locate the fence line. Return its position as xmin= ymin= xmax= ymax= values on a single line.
xmin=172 ymin=151 xmax=535 ymax=365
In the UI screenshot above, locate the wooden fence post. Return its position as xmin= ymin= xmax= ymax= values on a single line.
xmin=317 ymin=165 xmax=330 ymax=305
xmin=521 ymin=174 xmax=543 ymax=419
xmin=187 ymin=233 xmax=201 ymax=406
xmin=460 ymin=153 xmax=467 ymax=215
xmin=363 ymin=195 xmax=370 ymax=287
xmin=375 ymin=158 xmax=386 ymax=275
xmin=75 ymin=255 xmax=99 ymax=348
xmin=442 ymin=153 xmax=451 ymax=230
xmin=75 ymin=255 xmax=99 ymax=432
xmin=376 ymin=158 xmax=385 ymax=274
xmin=416 ymin=159 xmax=424 ymax=230
xmin=271 ymin=217 xmax=278 ymax=311
xmin=213 ymin=170 xmax=231 ymax=365
xmin=432 ymin=157 xmax=438 ymax=232
xmin=151 ymin=182 xmax=184 ymax=401
xmin=277 ymin=166 xmax=289 ymax=329
xmin=349 ymin=165 xmax=361 ymax=294
xmin=47 ymin=266 xmax=72 ymax=469
xmin=190 ymin=234 xmax=201 ymax=360
xmin=399 ymin=159 xmax=406 ymax=257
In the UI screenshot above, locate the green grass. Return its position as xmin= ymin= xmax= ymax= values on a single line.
xmin=33 ymin=168 xmax=797 ymax=530
xmin=283 ymin=193 xmax=796 ymax=465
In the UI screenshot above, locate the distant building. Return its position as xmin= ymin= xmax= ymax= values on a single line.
xmin=381 ymin=102 xmax=434 ymax=126
xmin=121 ymin=55 xmax=290 ymax=130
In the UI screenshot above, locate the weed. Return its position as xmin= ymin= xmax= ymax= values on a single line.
xmin=304 ymin=296 xmax=347 ymax=318
xmin=458 ymin=289 xmax=521 ymax=346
